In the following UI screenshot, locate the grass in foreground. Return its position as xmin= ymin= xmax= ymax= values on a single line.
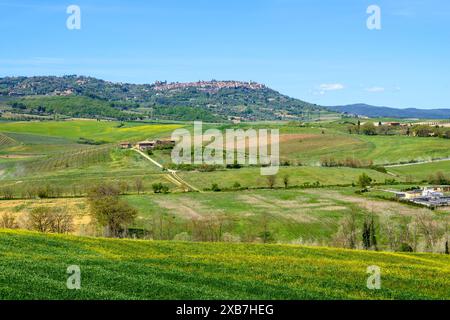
xmin=0 ymin=229 xmax=448 ymax=300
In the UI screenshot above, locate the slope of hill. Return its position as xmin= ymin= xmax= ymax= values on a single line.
xmin=327 ymin=104 xmax=450 ymax=119
xmin=0 ymin=229 xmax=448 ymax=300
xmin=0 ymin=76 xmax=322 ymax=121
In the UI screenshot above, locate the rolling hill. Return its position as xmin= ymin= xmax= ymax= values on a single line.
xmin=0 ymin=229 xmax=448 ymax=300
xmin=0 ymin=76 xmax=322 ymax=121
xmin=327 ymin=104 xmax=450 ymax=119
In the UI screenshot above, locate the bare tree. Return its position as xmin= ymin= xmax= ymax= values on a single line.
xmin=27 ymin=207 xmax=74 ymax=234
xmin=415 ymin=211 xmax=445 ymax=252
xmin=135 ymin=177 xmax=144 ymax=195
xmin=51 ymin=208 xmax=75 ymax=234
xmin=333 ymin=209 xmax=358 ymax=249
xmin=27 ymin=207 xmax=54 ymax=233
xmin=1 ymin=213 xmax=18 ymax=229
xmin=266 ymin=175 xmax=276 ymax=189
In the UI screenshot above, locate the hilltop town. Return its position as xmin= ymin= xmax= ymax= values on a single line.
xmin=152 ymin=80 xmax=266 ymax=92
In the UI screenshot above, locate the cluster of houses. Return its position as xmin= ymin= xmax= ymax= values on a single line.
xmin=152 ymin=80 xmax=266 ymax=92
xmin=395 ymin=186 xmax=450 ymax=208
xmin=373 ymin=121 xmax=409 ymax=127
xmin=119 ymin=139 xmax=176 ymax=151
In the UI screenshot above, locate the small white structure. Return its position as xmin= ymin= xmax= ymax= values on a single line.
xmin=422 ymin=188 xmax=444 ymax=198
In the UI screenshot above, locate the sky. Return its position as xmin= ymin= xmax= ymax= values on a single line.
xmin=0 ymin=0 xmax=449 ymax=108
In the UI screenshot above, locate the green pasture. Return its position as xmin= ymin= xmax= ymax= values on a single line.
xmin=0 ymin=229 xmax=448 ymax=300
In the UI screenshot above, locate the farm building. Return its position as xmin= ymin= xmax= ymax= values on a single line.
xmin=137 ymin=141 xmax=155 ymax=151
xmin=155 ymin=139 xmax=176 ymax=148
xmin=410 ymin=196 xmax=450 ymax=208
xmin=136 ymin=139 xmax=176 ymax=151
xmin=396 ymin=189 xmax=422 ymax=200
xmin=396 ymin=186 xmax=450 ymax=208
xmin=119 ymin=142 xmax=132 ymax=149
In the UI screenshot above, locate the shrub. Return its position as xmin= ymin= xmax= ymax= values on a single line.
xmin=358 ymin=173 xmax=373 ymax=188
xmin=152 ymin=183 xmax=169 ymax=194
xmin=283 ymin=175 xmax=289 ymax=188
xmin=361 ymin=122 xmax=377 ymax=135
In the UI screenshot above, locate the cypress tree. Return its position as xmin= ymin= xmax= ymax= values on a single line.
xmin=362 ymin=219 xmax=371 ymax=250
xmin=370 ymin=216 xmax=378 ymax=251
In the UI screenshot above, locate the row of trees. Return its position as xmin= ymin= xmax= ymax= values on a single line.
xmin=428 ymin=172 xmax=450 ymax=185
xmin=348 ymin=121 xmax=450 ymax=139
xmin=1 ymin=207 xmax=74 ymax=234
xmin=321 ymin=157 xmax=374 ymax=169
xmin=206 ymin=173 xmax=376 ymax=192
xmin=333 ymin=209 xmax=449 ymax=253
xmin=207 ymin=175 xmax=292 ymax=192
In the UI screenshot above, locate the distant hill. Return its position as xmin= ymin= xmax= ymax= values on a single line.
xmin=0 ymin=76 xmax=322 ymax=121
xmin=327 ymin=104 xmax=450 ymax=119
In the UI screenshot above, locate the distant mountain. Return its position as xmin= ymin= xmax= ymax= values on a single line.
xmin=0 ymin=76 xmax=322 ymax=121
xmin=327 ymin=104 xmax=450 ymax=119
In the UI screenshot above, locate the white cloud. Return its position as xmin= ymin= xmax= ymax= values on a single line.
xmin=314 ymin=83 xmax=345 ymax=95
xmin=365 ymin=86 xmax=385 ymax=93
xmin=319 ymin=83 xmax=345 ymax=91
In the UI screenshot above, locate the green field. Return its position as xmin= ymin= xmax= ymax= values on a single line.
xmin=2 ymin=120 xmax=450 ymax=182
xmin=179 ymin=166 xmax=398 ymax=190
xmin=277 ymin=129 xmax=450 ymax=165
xmin=0 ymin=149 xmax=180 ymax=195
xmin=0 ymin=120 xmax=183 ymax=142
xmin=0 ymin=229 xmax=448 ymax=300
xmin=388 ymin=161 xmax=450 ymax=182
xmin=0 ymin=121 xmax=184 ymax=186
xmin=124 ymin=187 xmax=447 ymax=245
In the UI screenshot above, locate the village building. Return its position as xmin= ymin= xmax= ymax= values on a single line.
xmin=136 ymin=140 xmax=156 ymax=151
xmin=395 ymin=186 xmax=450 ymax=208
xmin=135 ymin=139 xmax=176 ymax=151
xmin=119 ymin=142 xmax=132 ymax=149
xmin=155 ymin=139 xmax=176 ymax=147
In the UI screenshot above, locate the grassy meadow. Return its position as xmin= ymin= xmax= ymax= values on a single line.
xmin=0 ymin=120 xmax=183 ymax=142
xmin=179 ymin=166 xmax=399 ymax=190
xmin=388 ymin=160 xmax=450 ymax=182
xmin=0 ymin=229 xmax=448 ymax=300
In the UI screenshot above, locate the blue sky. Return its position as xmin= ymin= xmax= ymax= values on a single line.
xmin=0 ymin=0 xmax=449 ymax=108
